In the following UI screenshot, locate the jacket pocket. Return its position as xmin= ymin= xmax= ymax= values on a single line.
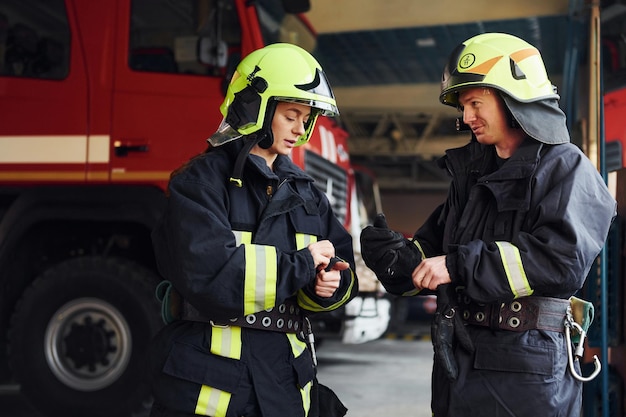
xmin=291 ymin=349 xmax=316 ymax=388
xmin=289 ymin=209 xmax=323 ymax=238
xmin=163 ymin=340 xmax=245 ymax=392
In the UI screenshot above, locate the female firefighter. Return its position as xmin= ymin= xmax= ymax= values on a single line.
xmin=149 ymin=43 xmax=356 ymax=417
xmin=361 ymin=33 xmax=616 ymax=416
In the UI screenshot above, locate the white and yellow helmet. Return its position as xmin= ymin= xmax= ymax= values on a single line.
xmin=440 ymin=33 xmax=569 ymax=145
xmin=440 ymin=32 xmax=559 ymax=107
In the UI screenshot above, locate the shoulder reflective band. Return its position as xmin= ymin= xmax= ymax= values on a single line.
xmin=495 ymin=241 xmax=534 ymax=298
xmin=195 ymin=385 xmax=231 ymax=417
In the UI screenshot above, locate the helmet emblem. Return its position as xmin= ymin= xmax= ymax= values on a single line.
xmin=459 ymin=53 xmax=475 ymax=69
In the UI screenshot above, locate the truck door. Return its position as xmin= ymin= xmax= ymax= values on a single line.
xmin=110 ymin=0 xmax=244 ymax=187
xmin=0 ymin=0 xmax=88 ymax=183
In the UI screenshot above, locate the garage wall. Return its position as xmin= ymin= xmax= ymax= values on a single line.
xmin=380 ymin=190 xmax=447 ymax=236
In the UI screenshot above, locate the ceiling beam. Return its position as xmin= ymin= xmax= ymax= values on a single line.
xmin=307 ymin=0 xmax=570 ymax=34
xmin=333 ymin=83 xmax=458 ymax=113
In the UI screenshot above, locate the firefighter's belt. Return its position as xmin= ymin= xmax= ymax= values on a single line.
xmin=461 ymin=296 xmax=569 ymax=333
xmin=182 ymin=299 xmax=306 ymax=333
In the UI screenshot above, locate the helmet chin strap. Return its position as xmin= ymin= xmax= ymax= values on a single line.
xmin=229 ymin=132 xmax=268 ymax=187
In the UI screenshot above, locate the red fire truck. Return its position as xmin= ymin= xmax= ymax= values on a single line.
xmin=0 ymin=1 xmax=389 ymax=415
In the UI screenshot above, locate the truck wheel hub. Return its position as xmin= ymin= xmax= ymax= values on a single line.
xmin=44 ymin=298 xmax=133 ymax=391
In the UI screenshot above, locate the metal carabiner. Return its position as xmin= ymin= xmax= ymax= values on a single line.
xmin=565 ymin=318 xmax=601 ymax=382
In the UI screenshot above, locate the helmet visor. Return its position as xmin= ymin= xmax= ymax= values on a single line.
xmin=275 ymin=96 xmax=338 ymax=117
xmin=207 ymin=118 xmax=243 ymax=147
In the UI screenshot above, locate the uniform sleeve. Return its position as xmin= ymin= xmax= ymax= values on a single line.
xmin=295 ymin=186 xmax=359 ymax=312
xmin=152 ymin=169 xmax=322 ymax=321
xmin=451 ymin=148 xmax=616 ymax=303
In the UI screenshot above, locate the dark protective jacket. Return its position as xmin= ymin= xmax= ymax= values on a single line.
xmin=149 ymin=140 xmax=357 ymax=417
xmin=385 ymin=137 xmax=616 ymax=416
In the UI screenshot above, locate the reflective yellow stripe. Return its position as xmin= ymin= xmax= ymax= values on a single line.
xmin=232 ymin=230 xmax=278 ymax=315
xmin=296 ymin=233 xmax=318 ymax=250
xmin=210 ymin=326 xmax=242 ymax=360
xmin=232 ymin=230 xmax=252 ymax=246
xmin=195 ymin=385 xmax=231 ymax=417
xmin=301 ymin=380 xmax=313 ymax=416
xmin=495 ymin=241 xmax=534 ymax=298
xmin=402 ymin=288 xmax=422 ymax=296
xmin=297 ymin=267 xmax=356 ymax=312
xmin=287 ymin=334 xmax=312 ymax=416
xmin=413 ymin=239 xmax=426 ymax=259
xmin=243 ymin=243 xmax=277 ymax=314
xmin=286 ymin=333 xmax=308 ymax=358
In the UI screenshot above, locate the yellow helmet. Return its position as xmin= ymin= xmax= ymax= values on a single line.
xmin=213 ymin=43 xmax=338 ymax=148
xmin=440 ymin=33 xmax=559 ymax=107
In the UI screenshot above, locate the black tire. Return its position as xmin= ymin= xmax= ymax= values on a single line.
xmin=8 ymin=256 xmax=163 ymax=417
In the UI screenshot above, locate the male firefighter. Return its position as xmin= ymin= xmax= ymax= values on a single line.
xmin=361 ymin=32 xmax=616 ymax=416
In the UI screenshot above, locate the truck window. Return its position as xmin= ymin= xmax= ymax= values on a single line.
xmin=254 ymin=0 xmax=316 ymax=52
xmin=0 ymin=0 xmax=70 ymax=80
xmin=129 ymin=0 xmax=241 ymax=76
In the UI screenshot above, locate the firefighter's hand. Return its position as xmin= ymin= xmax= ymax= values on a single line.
xmin=412 ymin=255 xmax=451 ymax=291
xmin=431 ymin=284 xmax=474 ymax=381
xmin=360 ymin=214 xmax=406 ymax=276
xmin=361 ymin=214 xmax=422 ymax=292
xmin=315 ymin=258 xmax=349 ymax=298
xmin=307 ymin=240 xmax=336 ymax=271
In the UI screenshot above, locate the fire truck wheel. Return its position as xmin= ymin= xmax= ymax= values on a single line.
xmin=8 ymin=256 xmax=163 ymax=417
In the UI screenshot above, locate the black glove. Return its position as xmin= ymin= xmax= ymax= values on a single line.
xmin=360 ymin=214 xmax=422 ymax=293
xmin=431 ymin=284 xmax=474 ymax=381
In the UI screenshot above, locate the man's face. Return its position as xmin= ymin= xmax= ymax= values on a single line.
xmin=457 ymin=87 xmax=510 ymax=147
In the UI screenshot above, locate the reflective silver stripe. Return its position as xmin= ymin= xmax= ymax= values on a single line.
xmin=495 ymin=241 xmax=534 ymax=298
xmin=243 ymin=243 xmax=277 ymax=315
xmin=295 ymin=233 xmax=317 ymax=250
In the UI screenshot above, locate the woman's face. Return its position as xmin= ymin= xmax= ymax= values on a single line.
xmin=268 ymin=101 xmax=311 ymax=156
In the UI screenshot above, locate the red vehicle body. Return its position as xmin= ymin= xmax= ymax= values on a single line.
xmin=0 ymin=1 xmax=388 ymax=416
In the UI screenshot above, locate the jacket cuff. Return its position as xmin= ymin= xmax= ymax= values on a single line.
xmin=445 ymin=249 xmax=461 ymax=284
